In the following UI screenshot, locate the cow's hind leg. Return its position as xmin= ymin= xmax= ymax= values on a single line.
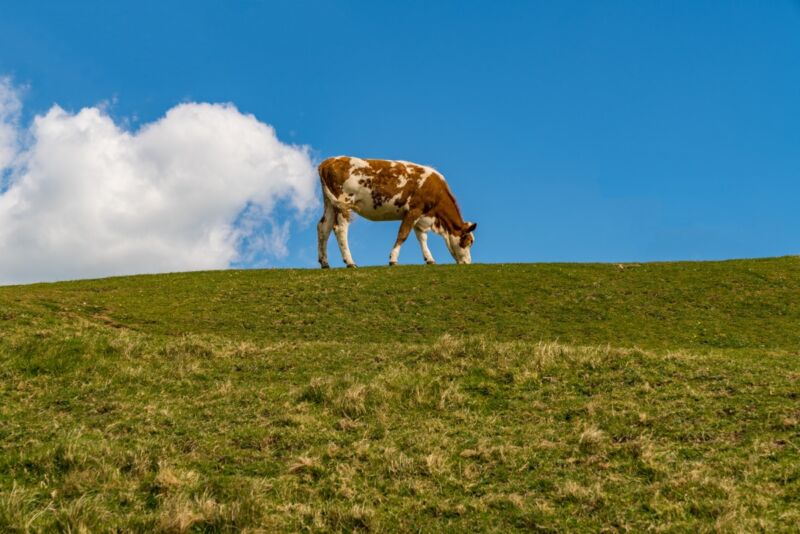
xmin=333 ymin=210 xmax=357 ymax=268
xmin=317 ymin=199 xmax=335 ymax=268
xmin=414 ymin=226 xmax=436 ymax=265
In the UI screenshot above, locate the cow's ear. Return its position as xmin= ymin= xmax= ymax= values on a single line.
xmin=465 ymin=222 xmax=477 ymax=233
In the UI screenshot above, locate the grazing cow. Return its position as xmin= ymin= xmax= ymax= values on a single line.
xmin=317 ymin=156 xmax=477 ymax=268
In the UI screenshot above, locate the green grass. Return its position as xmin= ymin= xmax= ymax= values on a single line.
xmin=1 ymin=258 xmax=799 ymax=532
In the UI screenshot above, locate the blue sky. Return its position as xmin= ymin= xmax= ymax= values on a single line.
xmin=1 ymin=1 xmax=799 ymax=274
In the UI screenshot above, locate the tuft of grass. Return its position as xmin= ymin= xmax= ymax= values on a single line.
xmin=336 ymin=384 xmax=371 ymax=419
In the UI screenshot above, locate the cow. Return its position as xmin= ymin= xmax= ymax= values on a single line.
xmin=317 ymin=156 xmax=477 ymax=268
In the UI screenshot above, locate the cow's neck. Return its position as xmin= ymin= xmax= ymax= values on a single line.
xmin=432 ymin=193 xmax=465 ymax=237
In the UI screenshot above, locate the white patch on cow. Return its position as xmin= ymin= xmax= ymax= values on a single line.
xmin=334 ymin=170 xmax=403 ymax=222
xmin=413 ymin=224 xmax=436 ymax=264
xmin=337 ymin=174 xmax=363 ymax=207
xmin=418 ymin=167 xmax=435 ymax=187
xmin=446 ymin=232 xmax=472 ymax=264
xmin=348 ymin=157 xmax=369 ymax=173
xmin=413 ymin=215 xmax=437 ymax=264
xmin=416 ymin=215 xmax=436 ymax=232
xmin=389 ymin=242 xmax=401 ymax=263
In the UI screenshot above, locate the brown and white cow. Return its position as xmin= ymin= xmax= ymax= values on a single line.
xmin=317 ymin=156 xmax=477 ymax=268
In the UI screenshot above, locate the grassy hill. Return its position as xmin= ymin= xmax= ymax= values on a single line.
xmin=1 ymin=258 xmax=799 ymax=532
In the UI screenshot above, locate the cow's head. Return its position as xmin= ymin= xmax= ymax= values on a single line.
xmin=445 ymin=222 xmax=477 ymax=264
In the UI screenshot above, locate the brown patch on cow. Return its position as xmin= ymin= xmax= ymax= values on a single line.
xmin=318 ymin=157 xmax=351 ymax=198
xmin=348 ymin=159 xmax=421 ymax=210
xmin=318 ymin=156 xmax=471 ymax=236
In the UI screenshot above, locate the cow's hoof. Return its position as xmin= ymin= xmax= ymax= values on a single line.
xmin=346 ymin=263 xmax=357 ymax=268
xmin=388 ymin=262 xmax=397 ymax=266
xmin=320 ymin=262 xmax=330 ymax=269
xmin=425 ymin=260 xmax=436 ymax=265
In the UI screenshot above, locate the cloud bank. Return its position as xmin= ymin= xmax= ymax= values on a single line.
xmin=0 ymin=78 xmax=318 ymax=285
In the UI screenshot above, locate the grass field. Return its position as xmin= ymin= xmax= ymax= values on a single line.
xmin=1 ymin=258 xmax=799 ymax=532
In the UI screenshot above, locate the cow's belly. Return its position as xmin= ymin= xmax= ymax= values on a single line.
xmin=337 ymin=180 xmax=406 ymax=221
xmin=353 ymin=200 xmax=405 ymax=221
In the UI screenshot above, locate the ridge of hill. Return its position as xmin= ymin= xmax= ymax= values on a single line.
xmin=2 ymin=257 xmax=799 ymax=349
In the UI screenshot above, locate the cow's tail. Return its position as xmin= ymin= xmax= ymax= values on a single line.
xmin=317 ymin=160 xmax=340 ymax=206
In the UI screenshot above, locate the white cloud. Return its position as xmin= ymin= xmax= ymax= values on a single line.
xmin=0 ymin=78 xmax=318 ymax=285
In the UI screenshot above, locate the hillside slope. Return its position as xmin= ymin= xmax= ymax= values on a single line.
xmin=2 ymin=256 xmax=799 ymax=349
xmin=1 ymin=258 xmax=799 ymax=532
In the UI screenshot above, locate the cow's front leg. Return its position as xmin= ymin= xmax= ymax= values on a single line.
xmin=389 ymin=213 xmax=419 ymax=266
xmin=333 ymin=210 xmax=357 ymax=268
xmin=414 ymin=226 xmax=436 ymax=265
